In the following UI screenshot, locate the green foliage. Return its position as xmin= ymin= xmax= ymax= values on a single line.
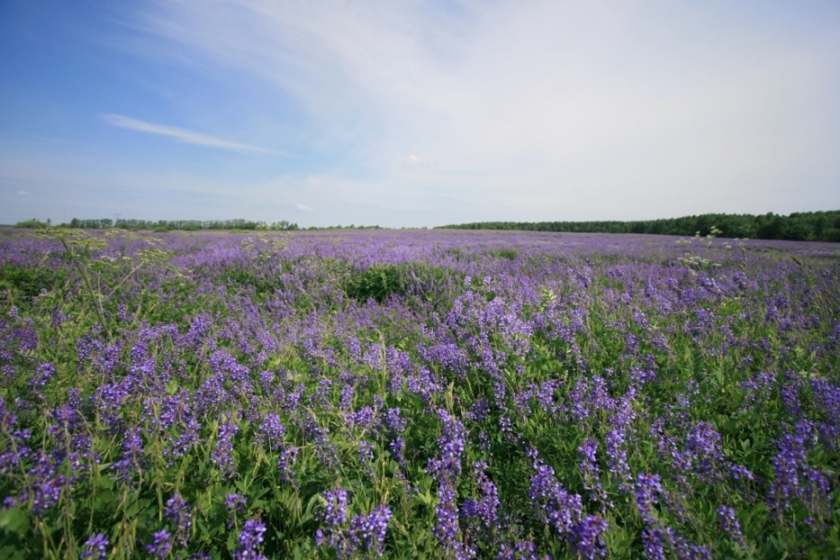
xmin=488 ymin=248 xmax=518 ymax=261
xmin=13 ymin=219 xmax=50 ymax=229
xmin=0 ymin=263 xmax=65 ymax=301
xmin=345 ymin=262 xmax=458 ymax=306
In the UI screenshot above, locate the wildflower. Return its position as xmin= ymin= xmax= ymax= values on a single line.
xmin=145 ymin=529 xmax=172 ymax=560
xmin=165 ymin=492 xmax=192 ymax=547
xmin=716 ymin=505 xmax=745 ymax=547
xmin=80 ymin=533 xmax=108 ymax=560
xmin=211 ymin=422 xmax=239 ymax=480
xmin=234 ymin=519 xmax=268 ymax=560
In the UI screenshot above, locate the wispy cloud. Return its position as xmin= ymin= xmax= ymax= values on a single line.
xmin=295 ymin=203 xmax=313 ymax=212
xmin=17 ymin=190 xmax=31 ymax=196
xmin=131 ymin=1 xmax=840 ymax=221
xmin=100 ymin=113 xmax=278 ymax=154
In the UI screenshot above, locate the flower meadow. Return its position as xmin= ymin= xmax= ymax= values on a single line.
xmin=1 ymin=228 xmax=839 ymax=559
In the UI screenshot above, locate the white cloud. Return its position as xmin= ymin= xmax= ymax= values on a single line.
xmin=130 ymin=1 xmax=840 ymax=221
xmin=295 ymin=203 xmax=313 ymax=212
xmin=17 ymin=190 xmax=31 ymax=196
xmin=100 ymin=113 xmax=278 ymax=154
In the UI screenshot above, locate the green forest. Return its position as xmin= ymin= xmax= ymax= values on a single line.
xmin=437 ymin=210 xmax=840 ymax=242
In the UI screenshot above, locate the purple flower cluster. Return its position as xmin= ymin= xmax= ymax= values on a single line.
xmin=315 ymin=488 xmax=392 ymax=558
xmin=528 ymin=448 xmax=607 ymax=558
xmin=234 ymin=519 xmax=268 ymax=560
xmin=80 ymin=533 xmax=109 ymax=560
xmin=164 ymin=492 xmax=192 ymax=547
xmin=211 ymin=422 xmax=239 ymax=480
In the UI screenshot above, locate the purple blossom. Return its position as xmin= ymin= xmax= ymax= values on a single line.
xmin=349 ymin=505 xmax=392 ymax=557
xmin=111 ymin=427 xmax=145 ymax=484
xmin=165 ymin=492 xmax=192 ymax=547
xmin=497 ymin=539 xmax=538 ymax=560
xmin=145 ymin=529 xmax=173 ymax=559
xmin=571 ymin=514 xmax=609 ymax=560
xmin=80 ymin=533 xmax=109 ymax=560
xmin=211 ymin=422 xmax=239 ymax=480
xmin=716 ymin=505 xmax=745 ymax=547
xmin=578 ymin=438 xmax=609 ymax=510
xmin=319 ymin=488 xmax=350 ymax=528
xmin=225 ymin=493 xmax=247 ymax=529
xmin=29 ymin=362 xmax=55 ymax=392
xmin=529 ymin=452 xmax=584 ymax=538
xmin=278 ymin=446 xmax=299 ymax=485
xmin=255 ymin=412 xmax=286 ymax=451
xmin=433 ymin=483 xmax=476 ymax=560
xmin=234 ymin=519 xmax=268 ymax=560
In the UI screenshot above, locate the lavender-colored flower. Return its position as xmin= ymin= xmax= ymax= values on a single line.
xmin=641 ymin=526 xmax=667 ymax=560
xmin=358 ymin=440 xmax=375 ymax=466
xmin=716 ymin=505 xmax=745 ymax=547
xmin=255 ymin=412 xmax=285 ymax=451
xmin=497 ymin=539 xmax=538 ymax=560
xmin=433 ymin=483 xmax=476 ymax=560
xmin=234 ymin=519 xmax=268 ymax=560
xmin=277 ymin=446 xmax=299 ymax=485
xmin=80 ymin=533 xmax=109 ymax=560
xmin=211 ymin=422 xmax=239 ymax=480
xmin=384 ymin=407 xmax=406 ymax=434
xmin=225 ymin=493 xmax=247 ymax=529
xmin=578 ymin=438 xmax=608 ymax=510
xmin=529 ymin=453 xmax=584 ymax=539
xmin=605 ymin=429 xmax=631 ymax=491
xmin=29 ymin=362 xmax=55 ymax=392
xmin=165 ymin=492 xmax=192 ymax=547
xmin=571 ymin=514 xmax=608 ymax=560
xmin=426 ymin=409 xmax=467 ymax=483
xmin=389 ymin=436 xmax=406 ymax=468
xmin=634 ymin=473 xmax=664 ymax=524
xmin=320 ymin=488 xmax=350 ymax=528
xmin=111 ymin=426 xmax=144 ymax=484
xmin=349 ymin=505 xmax=392 ymax=557
xmin=145 ymin=529 xmax=173 ymax=560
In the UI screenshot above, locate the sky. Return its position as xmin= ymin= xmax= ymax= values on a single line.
xmin=1 ymin=1 xmax=839 ymax=228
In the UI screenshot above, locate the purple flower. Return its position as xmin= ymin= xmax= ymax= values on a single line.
xmin=80 ymin=533 xmax=108 ymax=560
xmin=349 ymin=505 xmax=391 ymax=557
xmin=497 ymin=539 xmax=538 ymax=560
xmin=320 ymin=488 xmax=350 ymax=528
xmin=225 ymin=493 xmax=247 ymax=529
xmin=29 ymin=362 xmax=55 ymax=392
xmin=358 ymin=440 xmax=375 ymax=466
xmin=571 ymin=515 xmax=609 ymax=560
xmin=255 ymin=413 xmax=286 ymax=451
xmin=234 ymin=519 xmax=268 ymax=560
xmin=578 ymin=438 xmax=609 ymax=509
xmin=165 ymin=492 xmax=192 ymax=547
xmin=211 ymin=422 xmax=239 ymax=480
xmin=716 ymin=505 xmax=745 ymax=547
xmin=145 ymin=529 xmax=172 ymax=559
xmin=110 ymin=427 xmax=145 ymax=484
xmin=426 ymin=409 xmax=467 ymax=483
xmin=277 ymin=446 xmax=299 ymax=485
xmin=433 ymin=483 xmax=476 ymax=560
xmin=634 ymin=473 xmax=664 ymax=524
xmin=529 ymin=452 xmax=584 ymax=538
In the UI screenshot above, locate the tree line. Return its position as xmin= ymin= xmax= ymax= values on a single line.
xmin=11 ymin=218 xmax=392 ymax=232
xmin=13 ymin=218 xmax=301 ymax=231
xmin=436 ymin=211 xmax=840 ymax=242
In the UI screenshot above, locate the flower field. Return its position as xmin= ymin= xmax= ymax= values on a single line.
xmin=1 ymin=228 xmax=838 ymax=559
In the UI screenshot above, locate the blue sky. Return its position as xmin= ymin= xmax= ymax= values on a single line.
xmin=2 ymin=1 xmax=839 ymax=228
